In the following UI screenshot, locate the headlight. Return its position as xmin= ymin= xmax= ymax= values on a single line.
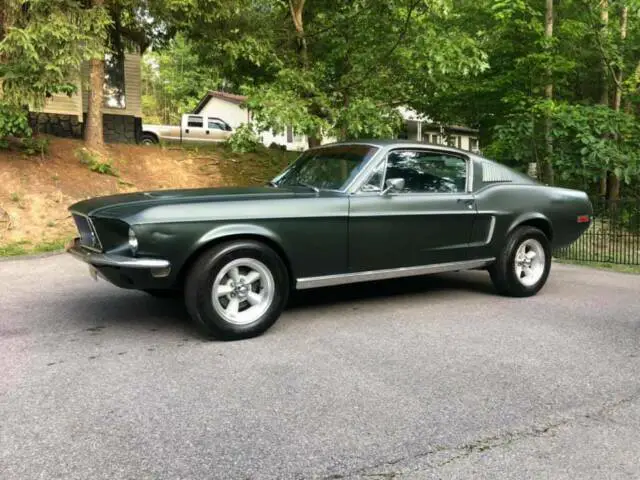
xmin=128 ymin=228 xmax=138 ymax=253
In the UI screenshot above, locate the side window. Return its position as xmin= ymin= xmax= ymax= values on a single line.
xmin=187 ymin=116 xmax=203 ymax=128
xmin=208 ymin=119 xmax=225 ymax=130
xmin=385 ymin=150 xmax=467 ymax=193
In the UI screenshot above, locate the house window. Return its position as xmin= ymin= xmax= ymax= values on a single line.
xmin=286 ymin=125 xmax=293 ymax=143
xmin=469 ymin=138 xmax=479 ymax=152
xmin=103 ymin=53 xmax=126 ymax=109
xmin=431 ymin=134 xmax=439 ymax=144
xmin=457 ymin=136 xmax=462 ymax=149
xmin=447 ymin=135 xmax=456 ymax=147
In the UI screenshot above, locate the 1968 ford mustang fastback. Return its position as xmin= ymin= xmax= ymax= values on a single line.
xmin=67 ymin=140 xmax=592 ymax=340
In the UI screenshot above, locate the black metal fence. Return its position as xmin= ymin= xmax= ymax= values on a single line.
xmin=553 ymin=197 xmax=640 ymax=265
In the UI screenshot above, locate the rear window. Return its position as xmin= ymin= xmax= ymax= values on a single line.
xmin=187 ymin=116 xmax=203 ymax=128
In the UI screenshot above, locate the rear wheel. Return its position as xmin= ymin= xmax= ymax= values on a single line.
xmin=489 ymin=226 xmax=551 ymax=297
xmin=140 ymin=133 xmax=158 ymax=145
xmin=184 ymin=240 xmax=289 ymax=340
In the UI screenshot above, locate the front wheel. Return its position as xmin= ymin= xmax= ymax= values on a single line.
xmin=184 ymin=240 xmax=290 ymax=340
xmin=489 ymin=226 xmax=551 ymax=297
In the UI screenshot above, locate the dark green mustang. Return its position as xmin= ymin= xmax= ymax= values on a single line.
xmin=67 ymin=140 xmax=592 ymax=339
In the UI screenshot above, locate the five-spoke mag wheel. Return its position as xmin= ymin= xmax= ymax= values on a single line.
xmin=490 ymin=225 xmax=552 ymax=297
xmin=184 ymin=240 xmax=289 ymax=340
xmin=212 ymin=258 xmax=275 ymax=326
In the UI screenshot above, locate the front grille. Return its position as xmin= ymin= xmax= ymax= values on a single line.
xmin=72 ymin=214 xmax=101 ymax=251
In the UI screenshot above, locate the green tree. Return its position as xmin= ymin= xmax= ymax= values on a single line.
xmin=141 ymin=33 xmax=221 ymax=124
xmin=421 ymin=0 xmax=640 ymax=197
xmin=0 ymin=0 xmax=110 ymax=140
xmin=167 ymin=0 xmax=488 ymax=145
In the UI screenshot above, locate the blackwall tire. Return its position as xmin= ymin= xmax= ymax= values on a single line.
xmin=184 ymin=240 xmax=289 ymax=340
xmin=489 ymin=226 xmax=551 ymax=297
xmin=140 ymin=133 xmax=158 ymax=145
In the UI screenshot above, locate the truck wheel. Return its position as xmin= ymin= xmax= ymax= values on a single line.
xmin=184 ymin=240 xmax=290 ymax=340
xmin=489 ymin=226 xmax=551 ymax=297
xmin=140 ymin=133 xmax=158 ymax=145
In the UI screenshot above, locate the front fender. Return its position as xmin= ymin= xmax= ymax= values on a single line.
xmin=192 ymin=223 xmax=285 ymax=253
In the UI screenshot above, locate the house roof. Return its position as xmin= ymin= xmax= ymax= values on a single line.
xmin=192 ymin=91 xmax=248 ymax=114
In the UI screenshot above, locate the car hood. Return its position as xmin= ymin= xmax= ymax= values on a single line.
xmin=68 ymin=186 xmax=327 ymax=218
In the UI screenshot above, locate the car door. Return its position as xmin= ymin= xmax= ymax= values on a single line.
xmin=207 ymin=118 xmax=233 ymax=142
xmin=348 ymin=148 xmax=477 ymax=272
xmin=182 ymin=115 xmax=207 ymax=142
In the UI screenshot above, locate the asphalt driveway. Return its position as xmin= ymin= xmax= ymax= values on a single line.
xmin=1 ymin=253 xmax=639 ymax=479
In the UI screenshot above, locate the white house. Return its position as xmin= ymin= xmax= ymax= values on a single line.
xmin=396 ymin=106 xmax=480 ymax=153
xmin=192 ymin=91 xmax=480 ymax=152
xmin=192 ymin=90 xmax=315 ymax=151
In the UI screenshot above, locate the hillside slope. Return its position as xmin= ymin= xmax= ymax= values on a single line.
xmin=0 ymin=137 xmax=294 ymax=255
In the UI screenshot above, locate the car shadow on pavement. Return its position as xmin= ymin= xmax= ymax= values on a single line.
xmin=66 ymin=288 xmax=195 ymax=335
xmin=287 ymin=270 xmax=496 ymax=311
xmin=64 ymin=270 xmax=495 ymax=339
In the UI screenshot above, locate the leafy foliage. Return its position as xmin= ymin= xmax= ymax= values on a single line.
xmin=141 ymin=33 xmax=221 ymax=124
xmin=20 ymin=136 xmax=49 ymax=157
xmin=0 ymin=0 xmax=110 ymax=109
xmin=0 ymin=104 xmax=31 ymax=139
xmin=226 ymin=123 xmax=260 ymax=153
xmin=167 ymin=0 xmax=488 ymax=141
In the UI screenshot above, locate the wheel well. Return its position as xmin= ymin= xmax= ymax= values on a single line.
xmin=175 ymin=234 xmax=295 ymax=290
xmin=517 ymin=218 xmax=553 ymax=241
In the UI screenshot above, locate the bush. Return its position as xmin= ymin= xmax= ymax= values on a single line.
xmin=21 ymin=137 xmax=49 ymax=156
xmin=75 ymin=148 xmax=118 ymax=177
xmin=0 ymin=104 xmax=31 ymax=139
xmin=226 ymin=123 xmax=261 ymax=153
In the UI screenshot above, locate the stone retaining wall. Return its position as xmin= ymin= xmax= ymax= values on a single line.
xmin=28 ymin=113 xmax=142 ymax=144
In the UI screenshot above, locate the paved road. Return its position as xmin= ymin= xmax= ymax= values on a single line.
xmin=1 ymin=254 xmax=639 ymax=479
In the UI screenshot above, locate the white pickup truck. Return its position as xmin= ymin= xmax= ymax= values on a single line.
xmin=141 ymin=114 xmax=234 ymax=145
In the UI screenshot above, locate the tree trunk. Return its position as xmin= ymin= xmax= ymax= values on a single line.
xmin=600 ymin=0 xmax=609 ymax=105
xmin=308 ymin=136 xmax=321 ymax=148
xmin=542 ymin=0 xmax=555 ymax=185
xmin=288 ymin=0 xmax=308 ymax=68
xmin=599 ymin=0 xmax=609 ymax=197
xmin=84 ymin=0 xmax=105 ymax=150
xmin=607 ymin=5 xmax=627 ymax=201
xmin=288 ymin=0 xmax=324 ymax=149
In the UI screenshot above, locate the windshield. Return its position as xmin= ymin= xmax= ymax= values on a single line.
xmin=273 ymin=144 xmax=379 ymax=191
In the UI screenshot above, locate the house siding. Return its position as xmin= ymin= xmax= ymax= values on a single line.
xmin=32 ymin=77 xmax=83 ymax=120
xmin=81 ymin=53 xmax=142 ymax=118
xmin=198 ymin=97 xmax=250 ymax=128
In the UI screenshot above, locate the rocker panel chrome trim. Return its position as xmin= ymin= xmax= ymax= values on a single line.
xmin=295 ymin=258 xmax=495 ymax=290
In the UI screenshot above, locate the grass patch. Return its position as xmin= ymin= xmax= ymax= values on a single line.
xmin=75 ymin=147 xmax=119 ymax=177
xmin=554 ymin=258 xmax=640 ymax=274
xmin=215 ymin=146 xmax=299 ymax=186
xmin=32 ymin=238 xmax=70 ymax=254
xmin=0 ymin=241 xmax=30 ymax=256
xmin=0 ymin=237 xmax=70 ymax=257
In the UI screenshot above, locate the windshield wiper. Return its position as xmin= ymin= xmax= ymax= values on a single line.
xmin=267 ymin=180 xmax=278 ymax=188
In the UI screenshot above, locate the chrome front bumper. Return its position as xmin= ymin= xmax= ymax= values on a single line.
xmin=66 ymin=238 xmax=171 ymax=276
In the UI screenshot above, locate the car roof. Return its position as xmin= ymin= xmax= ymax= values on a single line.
xmin=310 ymin=139 xmax=478 ymax=157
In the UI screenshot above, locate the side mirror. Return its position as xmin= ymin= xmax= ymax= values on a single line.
xmin=381 ymin=178 xmax=405 ymax=195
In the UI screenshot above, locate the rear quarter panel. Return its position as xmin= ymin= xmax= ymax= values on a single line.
xmin=469 ymin=184 xmax=592 ymax=259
